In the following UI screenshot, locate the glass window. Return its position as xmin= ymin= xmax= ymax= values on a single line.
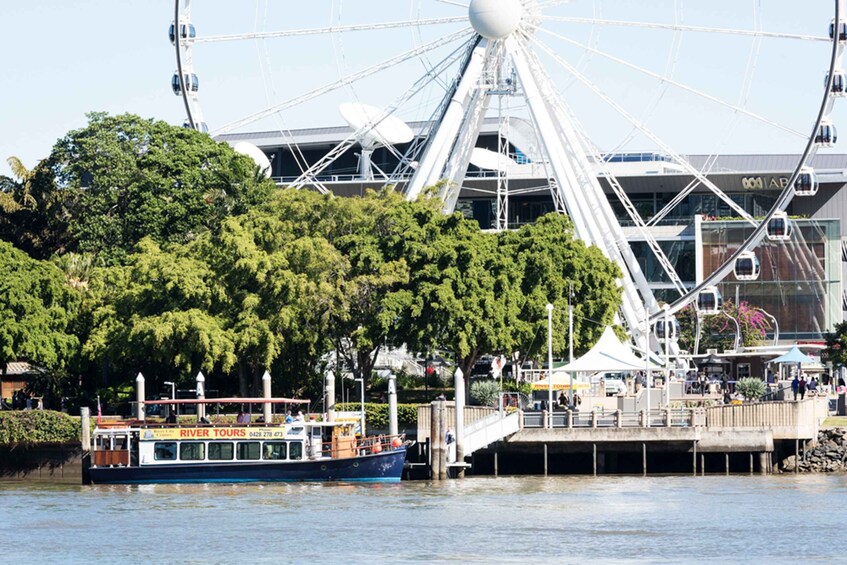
xmin=737 ymin=364 xmax=751 ymax=380
xmin=263 ymin=442 xmax=287 ymax=460
xmin=208 ymin=442 xmax=234 ymax=461
xmin=180 ymin=442 xmax=205 ymax=461
xmin=288 ymin=441 xmax=303 ymax=461
xmin=154 ymin=442 xmax=177 ymax=461
xmin=237 ymin=442 xmax=261 ymax=460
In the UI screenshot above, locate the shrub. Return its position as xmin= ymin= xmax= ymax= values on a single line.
xmin=0 ymin=410 xmax=81 ymax=445
xmin=469 ymin=380 xmax=500 ymax=407
xmin=736 ymin=377 xmax=766 ymax=402
xmin=336 ymin=403 xmax=418 ymax=429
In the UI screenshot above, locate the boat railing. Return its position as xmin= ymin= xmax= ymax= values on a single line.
xmin=318 ymin=434 xmax=407 ymax=459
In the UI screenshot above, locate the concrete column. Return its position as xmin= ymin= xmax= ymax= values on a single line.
xmin=749 ymin=453 xmax=754 ymax=475
xmin=693 ymin=441 xmax=697 ymax=476
xmin=795 ymin=440 xmax=799 ymax=474
xmin=388 ymin=373 xmax=398 ymax=437
xmin=701 ymin=454 xmax=705 ymax=476
xmin=81 ymin=407 xmax=91 ymax=450
xmin=261 ymin=370 xmax=271 ymax=423
xmin=759 ymin=452 xmax=769 ymax=475
xmin=430 ymin=400 xmax=447 ymax=480
xmin=135 ymin=373 xmax=145 ymax=422
xmin=454 ymin=368 xmax=465 ymax=478
xmin=325 ymin=371 xmax=336 ymax=423
xmin=593 ymin=443 xmax=597 ymax=476
xmin=494 ymin=449 xmax=499 ymax=477
xmin=196 ymin=371 xmax=206 ymax=422
xmin=726 ymin=453 xmax=730 ymax=475
xmin=642 ymin=443 xmax=647 ymax=477
xmin=543 ymin=443 xmax=548 ymax=476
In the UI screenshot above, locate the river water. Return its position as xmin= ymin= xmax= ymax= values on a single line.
xmin=1 ymin=475 xmax=845 ymax=564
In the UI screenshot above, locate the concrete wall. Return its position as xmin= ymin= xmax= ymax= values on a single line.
xmin=0 ymin=444 xmax=84 ymax=483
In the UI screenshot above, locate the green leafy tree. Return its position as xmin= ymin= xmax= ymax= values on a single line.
xmin=500 ymin=213 xmax=622 ymax=361
xmin=0 ymin=241 xmax=80 ymax=398
xmin=14 ymin=112 xmax=275 ymax=264
xmin=824 ymin=320 xmax=847 ymax=369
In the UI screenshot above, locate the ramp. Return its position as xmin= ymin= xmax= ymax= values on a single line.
xmin=463 ymin=411 xmax=521 ymax=454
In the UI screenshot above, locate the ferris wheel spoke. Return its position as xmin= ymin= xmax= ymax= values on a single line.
xmin=539 ymin=16 xmax=830 ymax=43
xmin=290 ymin=39 xmax=473 ymax=189
xmin=530 ymin=24 xmax=808 ymax=139
xmin=194 ymin=16 xmax=468 ymax=43
xmin=529 ymin=36 xmax=758 ymax=226
xmin=211 ymin=27 xmax=473 ymax=136
xmin=433 ymin=0 xmax=467 ymax=8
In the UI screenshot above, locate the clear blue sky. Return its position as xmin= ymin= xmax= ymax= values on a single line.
xmin=1 ymin=1 xmax=842 ymax=178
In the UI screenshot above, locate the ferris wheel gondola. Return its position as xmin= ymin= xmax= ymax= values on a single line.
xmin=733 ymin=252 xmax=761 ymax=281
xmin=168 ymin=0 xmax=846 ymax=357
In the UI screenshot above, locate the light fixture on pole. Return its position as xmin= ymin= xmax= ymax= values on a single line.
xmin=546 ymin=303 xmax=554 ymax=429
xmin=568 ymin=282 xmax=574 ymax=407
xmin=163 ymin=380 xmax=177 ymax=418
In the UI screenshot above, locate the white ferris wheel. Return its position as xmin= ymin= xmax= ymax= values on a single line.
xmin=169 ymin=0 xmax=847 ymax=359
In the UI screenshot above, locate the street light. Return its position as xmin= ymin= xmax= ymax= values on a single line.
xmin=344 ymin=374 xmax=365 ymax=436
xmin=163 ymin=381 xmax=176 ymax=418
xmin=546 ymin=303 xmax=554 ymax=429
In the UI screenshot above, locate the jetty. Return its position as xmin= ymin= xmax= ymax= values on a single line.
xmin=416 ymin=395 xmax=832 ymax=477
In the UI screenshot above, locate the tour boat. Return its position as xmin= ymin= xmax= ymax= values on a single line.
xmin=87 ymin=397 xmax=408 ymax=484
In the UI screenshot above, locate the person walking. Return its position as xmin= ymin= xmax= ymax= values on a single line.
xmin=798 ymin=376 xmax=807 ymax=400
xmin=791 ymin=375 xmax=800 ymax=401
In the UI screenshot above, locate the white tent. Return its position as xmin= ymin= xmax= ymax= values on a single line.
xmin=558 ymin=326 xmax=663 ymax=373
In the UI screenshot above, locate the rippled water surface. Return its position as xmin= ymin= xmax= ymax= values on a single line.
xmin=1 ymin=475 xmax=846 ymax=564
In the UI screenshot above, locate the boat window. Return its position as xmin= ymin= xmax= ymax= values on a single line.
xmin=154 ymin=442 xmax=177 ymax=461
xmin=180 ymin=442 xmax=205 ymax=461
xmin=208 ymin=442 xmax=234 ymax=461
xmin=236 ymin=442 xmax=261 ymax=460
xmin=263 ymin=442 xmax=287 ymax=460
xmin=288 ymin=441 xmax=303 ymax=460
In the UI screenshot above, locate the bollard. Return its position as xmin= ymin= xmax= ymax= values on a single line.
xmin=135 ymin=373 xmax=145 ymax=422
xmin=262 ymin=371 xmax=271 ymax=423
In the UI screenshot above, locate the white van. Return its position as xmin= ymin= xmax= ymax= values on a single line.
xmin=591 ymin=372 xmax=628 ymax=396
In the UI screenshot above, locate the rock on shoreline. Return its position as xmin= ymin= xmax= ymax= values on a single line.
xmin=781 ymin=428 xmax=847 ymax=473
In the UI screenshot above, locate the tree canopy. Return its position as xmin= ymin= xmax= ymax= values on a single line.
xmin=0 ymin=112 xmax=627 ymax=408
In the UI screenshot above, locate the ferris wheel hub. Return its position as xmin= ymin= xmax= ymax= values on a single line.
xmin=468 ymin=0 xmax=524 ymax=40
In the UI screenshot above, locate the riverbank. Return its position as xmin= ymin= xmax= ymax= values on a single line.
xmin=781 ymin=427 xmax=847 ymax=473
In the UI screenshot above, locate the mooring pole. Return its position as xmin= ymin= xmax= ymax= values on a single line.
xmin=81 ymin=407 xmax=91 ymax=451
xmin=197 ymin=371 xmax=206 ymax=422
xmin=454 ymin=368 xmax=466 ymax=478
xmin=388 ymin=373 xmax=398 ymax=437
xmin=261 ymin=371 xmax=271 ymax=423
xmin=430 ymin=400 xmax=447 ymax=480
xmin=135 ymin=373 xmax=145 ymax=422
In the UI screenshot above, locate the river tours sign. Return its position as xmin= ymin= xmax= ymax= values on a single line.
xmin=140 ymin=427 xmax=288 ymax=441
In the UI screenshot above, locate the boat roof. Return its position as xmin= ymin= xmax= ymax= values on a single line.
xmin=144 ymin=397 xmax=308 ymax=405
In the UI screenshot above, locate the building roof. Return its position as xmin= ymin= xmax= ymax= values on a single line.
xmin=4 ymin=362 xmax=35 ymax=376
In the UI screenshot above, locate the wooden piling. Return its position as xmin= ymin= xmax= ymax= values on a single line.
xmin=430 ymin=400 xmax=447 ymax=480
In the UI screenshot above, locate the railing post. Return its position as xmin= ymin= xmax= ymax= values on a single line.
xmin=665 ymin=409 xmax=672 ymax=427
xmin=591 ymin=410 xmax=598 ymax=428
xmin=640 ymin=409 xmax=647 ymax=427
xmin=567 ymin=410 xmax=573 ymax=429
xmin=615 ymin=409 xmax=622 ymax=428
xmin=542 ymin=409 xmax=549 ymax=429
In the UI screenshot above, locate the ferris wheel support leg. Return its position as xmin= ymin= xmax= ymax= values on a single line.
xmin=406 ymin=39 xmax=491 ymax=202
xmin=506 ymin=36 xmax=655 ymax=349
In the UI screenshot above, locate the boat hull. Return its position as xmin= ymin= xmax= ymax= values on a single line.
xmin=89 ymin=448 xmax=406 ymax=485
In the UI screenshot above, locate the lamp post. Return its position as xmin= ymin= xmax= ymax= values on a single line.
xmin=163 ymin=380 xmax=176 ymax=419
xmin=546 ymin=303 xmax=554 ymax=429
xmin=355 ymin=377 xmax=365 ymax=436
xmin=568 ymin=283 xmax=574 ymax=407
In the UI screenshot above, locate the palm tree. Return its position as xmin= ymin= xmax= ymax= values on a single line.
xmin=0 ymin=156 xmax=36 ymax=212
